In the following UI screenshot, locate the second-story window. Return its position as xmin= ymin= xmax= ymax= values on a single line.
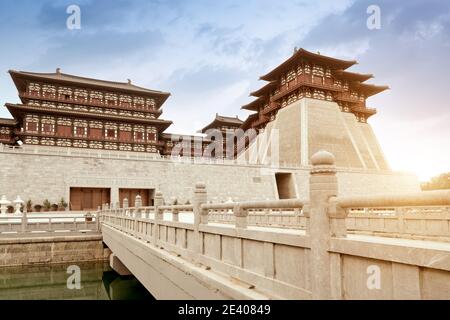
xmin=106 ymin=129 xmax=116 ymax=138
xmin=135 ymin=132 xmax=143 ymax=141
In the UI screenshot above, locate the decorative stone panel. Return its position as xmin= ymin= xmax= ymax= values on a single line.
xmin=104 ymin=142 xmax=118 ymax=150
xmin=40 ymin=137 xmax=55 ymax=146
xmin=89 ymin=141 xmax=103 ymax=149
xmin=119 ymin=143 xmax=132 ymax=151
xmin=73 ymin=140 xmax=88 ymax=148
xmin=56 ymin=139 xmax=72 ymax=147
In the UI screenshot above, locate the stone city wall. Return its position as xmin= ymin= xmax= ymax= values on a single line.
xmin=0 ymin=144 xmax=420 ymax=207
xmin=0 ymin=234 xmax=109 ymax=267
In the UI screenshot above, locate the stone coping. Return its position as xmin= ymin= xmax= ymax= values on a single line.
xmin=0 ymin=232 xmax=102 ymax=244
xmin=0 ymin=143 xmax=414 ymax=176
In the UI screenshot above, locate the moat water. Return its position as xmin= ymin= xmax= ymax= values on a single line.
xmin=0 ymin=261 xmax=154 ymax=300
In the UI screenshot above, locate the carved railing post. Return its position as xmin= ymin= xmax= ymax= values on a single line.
xmin=123 ymin=197 xmax=129 ymax=215
xmin=193 ymin=183 xmax=207 ymax=255
xmin=134 ymin=195 xmax=142 ymax=233
xmin=309 ymin=150 xmax=341 ymax=299
xmin=96 ymin=210 xmax=101 ymax=232
xmin=154 ymin=192 xmax=164 ymax=220
xmin=21 ymin=208 xmax=28 ymax=233
xmin=153 ymin=191 xmax=164 ymax=245
xmin=172 ymin=208 xmax=179 ymax=222
xmin=234 ymin=204 xmax=248 ymax=229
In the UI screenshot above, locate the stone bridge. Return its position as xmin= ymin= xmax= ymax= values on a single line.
xmin=100 ymin=151 xmax=450 ymax=300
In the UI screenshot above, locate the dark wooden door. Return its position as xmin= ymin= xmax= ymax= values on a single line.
xmin=70 ymin=188 xmax=110 ymax=211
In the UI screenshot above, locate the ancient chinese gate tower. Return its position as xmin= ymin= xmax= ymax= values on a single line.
xmin=239 ymin=48 xmax=390 ymax=170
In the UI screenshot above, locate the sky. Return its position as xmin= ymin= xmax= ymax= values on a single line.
xmin=0 ymin=0 xmax=449 ymax=181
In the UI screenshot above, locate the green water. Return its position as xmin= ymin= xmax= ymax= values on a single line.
xmin=0 ymin=261 xmax=154 ymax=300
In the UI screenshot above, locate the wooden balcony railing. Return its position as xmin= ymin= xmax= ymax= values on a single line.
xmin=16 ymin=131 xmax=165 ymax=146
xmin=20 ymin=92 xmax=162 ymax=115
xmin=270 ymin=74 xmax=344 ymax=102
xmin=261 ymin=102 xmax=281 ymax=115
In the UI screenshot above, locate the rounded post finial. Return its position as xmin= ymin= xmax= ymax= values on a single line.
xmin=195 ymin=182 xmax=206 ymax=189
xmin=311 ymin=150 xmax=335 ymax=166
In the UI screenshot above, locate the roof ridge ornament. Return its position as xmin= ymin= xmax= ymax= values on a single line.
xmin=56 ymin=68 xmax=61 ymax=75
xmin=127 ymin=79 xmax=132 ymax=84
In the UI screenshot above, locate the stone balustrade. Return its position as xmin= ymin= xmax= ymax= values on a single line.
xmin=99 ymin=150 xmax=450 ymax=299
xmin=0 ymin=212 xmax=99 ymax=234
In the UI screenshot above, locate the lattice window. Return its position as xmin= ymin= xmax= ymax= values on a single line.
xmin=28 ymin=83 xmax=41 ymax=96
xmin=146 ymin=98 xmax=156 ymax=109
xmin=74 ymin=89 xmax=88 ymax=102
xmin=304 ymin=64 xmax=311 ymax=74
xmin=41 ymin=116 xmax=56 ymax=134
xmin=90 ymin=91 xmax=103 ymax=103
xmin=286 ymin=69 xmax=296 ymax=82
xmin=42 ymin=85 xmax=56 ymax=98
xmin=312 ymin=65 xmax=324 ymax=77
xmin=105 ymin=122 xmax=118 ymax=139
xmin=105 ymin=93 xmax=118 ymax=105
xmin=25 ymin=115 xmax=39 ymax=133
xmin=73 ymin=120 xmax=88 ymax=137
xmin=134 ymin=125 xmax=145 ymax=141
xmin=58 ymin=87 xmax=73 ymax=100
xmin=134 ymin=97 xmax=145 ymax=108
xmin=119 ymin=95 xmax=132 ymax=107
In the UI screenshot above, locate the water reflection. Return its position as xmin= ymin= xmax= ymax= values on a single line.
xmin=0 ymin=261 xmax=154 ymax=300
